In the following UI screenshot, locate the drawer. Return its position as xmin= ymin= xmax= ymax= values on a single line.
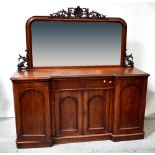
xmin=84 ymin=78 xmax=113 ymax=88
xmin=51 ymin=78 xmax=114 ymax=90
xmin=52 ymin=78 xmax=82 ymax=90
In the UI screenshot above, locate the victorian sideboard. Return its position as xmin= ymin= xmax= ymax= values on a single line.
xmin=11 ymin=6 xmax=149 ymax=148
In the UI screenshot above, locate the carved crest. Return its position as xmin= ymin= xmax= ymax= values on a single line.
xmin=50 ymin=6 xmax=106 ymax=19
xmin=124 ymin=49 xmax=134 ymax=67
xmin=17 ymin=49 xmax=29 ymax=71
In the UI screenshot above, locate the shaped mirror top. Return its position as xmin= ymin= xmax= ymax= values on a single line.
xmin=22 ymin=6 xmax=131 ymax=70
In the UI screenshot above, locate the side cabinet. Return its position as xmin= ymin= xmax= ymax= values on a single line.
xmin=12 ymin=81 xmax=53 ymax=148
xmin=113 ymin=77 xmax=148 ymax=141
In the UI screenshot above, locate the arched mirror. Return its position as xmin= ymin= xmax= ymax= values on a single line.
xmin=25 ymin=6 xmax=129 ymax=69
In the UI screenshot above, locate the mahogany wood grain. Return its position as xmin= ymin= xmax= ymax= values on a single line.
xmin=113 ymin=77 xmax=148 ymax=135
xmin=52 ymin=78 xmax=113 ymax=90
xmin=11 ymin=67 xmax=149 ymax=148
xmin=12 ymin=81 xmax=53 ymax=148
xmin=11 ymin=67 xmax=149 ymax=81
xmin=83 ymin=89 xmax=110 ymax=135
xmin=54 ymin=90 xmax=83 ymax=137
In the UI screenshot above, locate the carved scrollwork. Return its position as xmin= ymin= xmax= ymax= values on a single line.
xmin=50 ymin=6 xmax=106 ymax=19
xmin=17 ymin=49 xmax=29 ymax=71
xmin=50 ymin=9 xmax=68 ymax=18
xmin=124 ymin=49 xmax=134 ymax=67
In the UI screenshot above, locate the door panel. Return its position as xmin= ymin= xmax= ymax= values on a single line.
xmin=20 ymin=89 xmax=45 ymax=135
xmin=84 ymin=89 xmax=111 ymax=134
xmin=120 ymin=85 xmax=141 ymax=129
xmin=13 ymin=82 xmax=52 ymax=142
xmin=60 ymin=96 xmax=78 ymax=130
xmin=54 ymin=90 xmax=83 ymax=137
xmin=113 ymin=78 xmax=148 ymax=134
xmin=88 ymin=95 xmax=105 ymax=129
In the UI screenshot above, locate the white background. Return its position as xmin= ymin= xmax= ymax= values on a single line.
xmin=0 ymin=0 xmax=155 ymax=117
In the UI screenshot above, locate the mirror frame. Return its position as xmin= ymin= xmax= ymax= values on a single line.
xmin=25 ymin=7 xmax=127 ymax=69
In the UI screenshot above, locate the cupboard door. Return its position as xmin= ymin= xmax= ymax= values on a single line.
xmin=13 ymin=81 xmax=52 ymax=147
xmin=84 ymin=89 xmax=111 ymax=134
xmin=54 ymin=90 xmax=83 ymax=137
xmin=113 ymin=78 xmax=148 ymax=135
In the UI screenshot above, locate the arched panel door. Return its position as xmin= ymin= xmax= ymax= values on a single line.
xmin=13 ymin=82 xmax=52 ymax=147
xmin=113 ymin=78 xmax=147 ymax=135
xmin=20 ymin=89 xmax=45 ymax=135
xmin=84 ymin=89 xmax=112 ymax=135
xmin=54 ymin=90 xmax=83 ymax=137
xmin=119 ymin=85 xmax=141 ymax=129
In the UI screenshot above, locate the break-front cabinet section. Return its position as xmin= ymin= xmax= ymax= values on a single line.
xmin=11 ymin=6 xmax=149 ymax=148
xmin=52 ymin=77 xmax=113 ymax=139
xmin=12 ymin=81 xmax=53 ymax=148
xmin=113 ymin=77 xmax=148 ymax=140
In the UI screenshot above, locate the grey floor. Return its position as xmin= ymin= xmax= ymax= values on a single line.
xmin=0 ymin=114 xmax=155 ymax=153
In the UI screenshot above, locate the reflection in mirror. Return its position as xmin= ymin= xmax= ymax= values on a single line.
xmin=31 ymin=21 xmax=122 ymax=66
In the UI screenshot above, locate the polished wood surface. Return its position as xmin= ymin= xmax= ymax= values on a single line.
xmin=11 ymin=67 xmax=149 ymax=81
xmin=54 ymin=90 xmax=83 ymax=137
xmin=12 ymin=81 xmax=53 ymax=148
xmin=113 ymin=78 xmax=148 ymax=135
xmin=83 ymin=89 xmax=111 ymax=135
xmin=11 ymin=66 xmax=149 ymax=148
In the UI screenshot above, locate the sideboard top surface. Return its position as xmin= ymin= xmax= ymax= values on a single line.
xmin=11 ymin=67 xmax=149 ymax=81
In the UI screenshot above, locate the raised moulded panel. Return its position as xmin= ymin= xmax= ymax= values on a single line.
xmin=20 ymin=88 xmax=45 ymax=135
xmin=84 ymin=89 xmax=110 ymax=135
xmin=54 ymin=90 xmax=83 ymax=136
xmin=88 ymin=95 xmax=105 ymax=129
xmin=60 ymin=96 xmax=78 ymax=131
xmin=119 ymin=85 xmax=141 ymax=129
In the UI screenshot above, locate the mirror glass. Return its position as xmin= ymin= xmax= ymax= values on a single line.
xmin=31 ymin=21 xmax=122 ymax=66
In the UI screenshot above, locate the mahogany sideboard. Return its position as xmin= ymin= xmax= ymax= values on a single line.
xmin=11 ymin=67 xmax=149 ymax=148
xmin=10 ymin=6 xmax=149 ymax=148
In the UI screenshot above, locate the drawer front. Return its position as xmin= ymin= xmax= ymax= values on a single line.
xmin=51 ymin=78 xmax=114 ymax=90
xmin=85 ymin=78 xmax=113 ymax=88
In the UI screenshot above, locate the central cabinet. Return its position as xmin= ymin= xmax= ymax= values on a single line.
xmin=52 ymin=78 xmax=113 ymax=139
